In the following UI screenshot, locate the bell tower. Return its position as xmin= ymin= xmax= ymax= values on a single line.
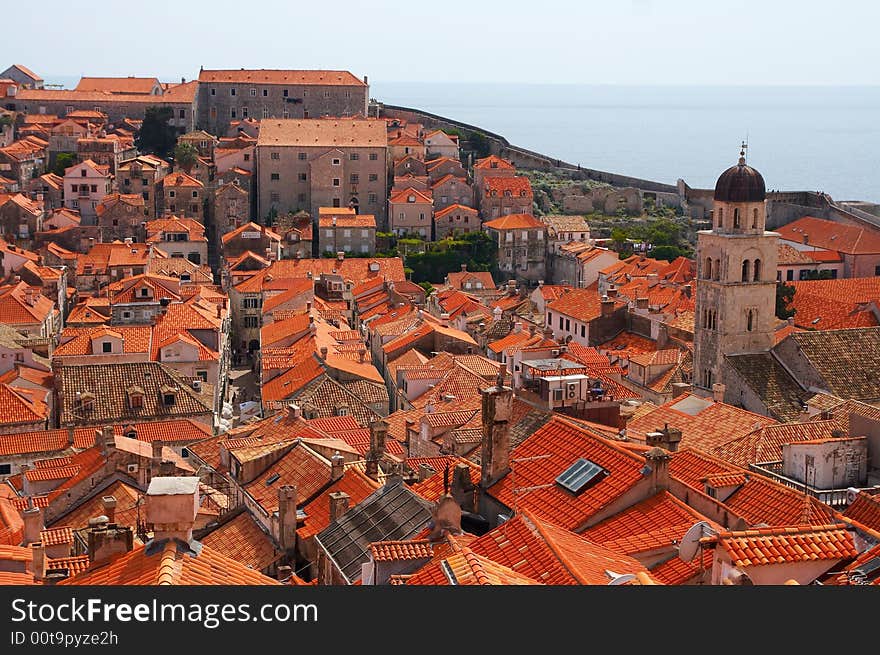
xmin=694 ymin=145 xmax=779 ymax=391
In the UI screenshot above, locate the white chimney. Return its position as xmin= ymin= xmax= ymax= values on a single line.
xmin=712 ymin=383 xmax=726 ymax=403
xmin=145 ymin=477 xmax=200 ymax=543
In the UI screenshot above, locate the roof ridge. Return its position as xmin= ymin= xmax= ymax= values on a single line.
xmin=518 ymin=509 xmax=591 ymax=585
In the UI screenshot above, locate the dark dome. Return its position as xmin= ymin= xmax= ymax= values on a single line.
xmin=714 ymin=153 xmax=766 ymax=202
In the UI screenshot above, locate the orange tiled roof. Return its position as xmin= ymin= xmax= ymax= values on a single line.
xmin=777 ymin=216 xmax=880 ymax=255
xmin=467 ymin=509 xmax=651 ymax=585
xmin=406 ymin=546 xmax=541 ymax=585
xmin=547 ymin=287 xmax=625 ymax=323
xmin=487 ymin=415 xmax=648 ymax=531
xmin=474 ymin=155 xmax=515 ymax=170
xmin=842 ymin=491 xmax=880 ymax=534
xmin=389 ymin=187 xmax=432 ymax=204
xmin=483 ymin=213 xmax=543 ymax=231
xmin=243 ymin=442 xmax=331 ymax=515
xmin=257 ymin=118 xmax=386 ymax=148
xmin=162 ymin=171 xmax=203 ymax=188
xmin=199 ymin=511 xmax=282 ymax=571
xmin=482 ymin=176 xmax=533 ymax=198
xmin=297 ymin=468 xmax=379 ymax=540
xmin=708 ymin=524 xmax=857 ymax=567
xmin=787 ymin=277 xmax=880 ymax=330
xmin=39 ymin=526 xmax=72 ymax=547
xmin=370 ymin=539 xmax=433 ymax=562
xmin=199 ymin=69 xmax=365 ymax=86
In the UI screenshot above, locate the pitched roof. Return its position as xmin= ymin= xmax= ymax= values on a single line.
xmin=199 ymin=69 xmax=365 ymax=86
xmin=59 ymin=538 xmax=280 ymax=585
xmin=785 ymin=328 xmax=880 ymax=401
xmin=724 ymin=353 xmax=814 ymax=422
xmin=0 ymin=282 xmax=56 ymax=325
xmin=314 ymin=479 xmax=433 ymax=583
xmin=75 ymin=77 xmax=160 ymax=94
xmin=0 ymin=383 xmax=46 ymax=427
xmin=161 ymin=171 xmax=203 ymax=188
xmin=487 ymin=415 xmax=648 ymax=531
xmin=406 ymin=546 xmax=541 ymax=585
xmin=712 ymin=419 xmax=844 ymax=468
xmin=467 ymin=509 xmax=651 ymax=585
xmin=483 ymin=213 xmax=543 ymax=230
xmin=433 ymin=203 xmax=478 ymax=219
xmin=297 ymin=469 xmax=380 ymax=540
xmin=474 ymin=155 xmax=515 ymax=170
xmin=199 ymin=511 xmax=282 ymax=571
xmin=787 ymin=278 xmax=880 ymax=330
xmin=707 ymin=524 xmax=857 ymax=567
xmin=777 ymin=216 xmax=880 ymax=255
xmin=547 ymin=287 xmax=625 ymax=322
xmin=242 ymin=442 xmax=330 ymax=515
xmin=842 ymin=491 xmax=880 ymax=534
xmin=258 ymin=119 xmax=386 ymax=147
xmin=389 ymin=187 xmax=432 ymax=204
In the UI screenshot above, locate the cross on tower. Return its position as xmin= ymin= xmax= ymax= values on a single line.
xmin=740 ymin=140 xmax=748 ymax=160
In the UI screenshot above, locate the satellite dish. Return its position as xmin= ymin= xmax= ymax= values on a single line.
xmin=677 ymin=521 xmax=716 ymax=561
xmin=605 ymin=570 xmax=637 ymax=586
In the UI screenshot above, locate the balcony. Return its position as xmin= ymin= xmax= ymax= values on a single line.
xmin=748 ymin=461 xmax=880 ymax=508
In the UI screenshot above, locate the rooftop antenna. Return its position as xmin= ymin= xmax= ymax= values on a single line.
xmin=507 ymin=454 xmax=554 ymax=530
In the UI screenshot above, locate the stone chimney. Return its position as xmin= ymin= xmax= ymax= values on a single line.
xmin=601 ymin=296 xmax=615 ymax=317
xmin=20 ymin=501 xmax=43 ymax=546
xmin=358 ymin=347 xmax=367 ymax=363
xmin=31 ymin=541 xmax=47 ymax=581
xmin=20 ymin=464 xmax=30 ymax=496
xmin=682 ymin=284 xmax=692 ymax=298
xmin=645 ymin=424 xmax=682 ymax=452
xmin=513 ymin=322 xmax=522 ymax=333
xmin=67 ymin=425 xmax=76 ymax=447
xmin=480 ymin=383 xmax=513 ymax=488
xmin=647 ymin=273 xmax=659 ymax=286
xmin=287 ymin=403 xmax=301 ymax=420
xmin=150 ymin=440 xmax=163 ymax=477
xmin=86 ymin=516 xmax=133 ymax=566
xmin=636 ymin=297 xmax=649 ymax=310
xmin=320 ymin=346 xmax=328 ymax=359
xmin=145 ymin=476 xmax=200 ymax=543
xmin=365 ymin=453 xmax=379 ymax=481
xmin=460 ymin=263 xmax=467 ymax=272
xmin=337 ymin=251 xmax=344 ymax=261
xmin=417 ymin=464 xmax=435 ymax=482
xmin=370 ymin=419 xmax=388 ymax=461
xmin=607 ymin=286 xmax=618 ymax=298
xmin=671 ymin=382 xmax=691 ymax=399
xmin=440 ymin=312 xmax=450 ymax=327
xmin=328 ymin=491 xmax=350 ymax=523
xmin=276 ymin=565 xmax=292 ymax=582
xmin=277 ymin=485 xmax=298 ymax=550
xmin=644 ymin=447 xmax=671 ymax=492
xmin=712 ymin=383 xmax=726 ymax=403
xmin=330 ymin=451 xmax=345 ymax=481
xmin=102 ymin=496 xmax=117 ymax=523
xmin=101 ymin=425 xmax=115 ymax=456
xmin=451 ymin=463 xmax=475 ymax=512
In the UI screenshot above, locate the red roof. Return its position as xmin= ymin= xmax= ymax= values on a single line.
xmin=483 ymin=213 xmax=543 ymax=230
xmin=297 ymin=468 xmax=379 ymax=540
xmin=487 ymin=415 xmax=648 ymax=531
xmin=474 ymin=155 xmax=515 ymax=170
xmin=547 ymin=287 xmax=625 ymax=323
xmin=243 ymin=443 xmax=331 ymax=515
xmin=787 ymin=277 xmax=880 ymax=330
xmin=199 ymin=511 xmax=282 ymax=571
xmin=708 ymin=524 xmax=857 ymax=567
xmin=777 ymin=216 xmax=880 ymax=255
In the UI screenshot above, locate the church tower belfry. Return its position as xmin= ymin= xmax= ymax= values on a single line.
xmin=693 ymin=145 xmax=779 ymax=392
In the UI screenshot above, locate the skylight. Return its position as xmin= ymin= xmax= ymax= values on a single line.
xmin=265 ymin=472 xmax=281 ymax=485
xmin=556 ymin=458 xmax=606 ymax=494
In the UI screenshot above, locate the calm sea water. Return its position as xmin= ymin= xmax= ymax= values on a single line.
xmin=372 ymin=82 xmax=880 ymax=203
xmin=43 ymin=76 xmax=880 ymax=202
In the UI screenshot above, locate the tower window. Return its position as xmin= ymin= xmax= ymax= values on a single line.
xmin=704 ymin=257 xmax=713 ymax=280
xmin=713 ymin=259 xmax=721 ymax=281
xmin=752 ymin=208 xmax=758 ymax=229
xmin=747 ymin=309 xmax=755 ymax=332
xmin=733 ymin=208 xmax=740 ymax=228
xmin=741 ymin=259 xmax=750 ymax=282
xmin=717 ymin=207 xmax=723 ymax=228
xmin=753 ymin=259 xmax=761 ymax=281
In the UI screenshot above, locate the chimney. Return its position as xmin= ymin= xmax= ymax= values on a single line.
xmin=529 ymin=324 xmax=536 ymax=336
xmin=101 ymin=496 xmax=117 ymax=523
xmin=101 ymin=424 xmax=115 ymax=456
xmin=644 ymin=447 xmax=671 ymax=492
xmin=363 ymin=75 xmax=368 ymax=85
xmin=287 ymin=403 xmax=301 ymax=420
xmin=330 ymin=451 xmax=345 ymax=481
xmin=151 ymin=440 xmax=164 ymax=477
xmin=607 ymin=286 xmax=618 ymax=298
xmin=440 ymin=312 xmax=450 ymax=327
xmin=451 ymin=463 xmax=475 ymax=512
xmin=513 ymin=321 xmax=523 ymax=333
xmin=802 ymin=233 xmax=809 ymax=245
xmin=647 ymin=273 xmax=659 ymax=286
xmin=337 ymin=251 xmax=344 ymax=261
xmin=460 ymin=263 xmax=467 ymax=272
xmin=682 ymin=284 xmax=692 ymax=298
xmin=86 ymin=516 xmax=133 ymax=566
xmin=712 ymin=383 xmax=726 ymax=403
xmin=358 ymin=347 xmax=367 ymax=363
xmin=328 ymin=491 xmax=350 ymax=523
xmin=67 ymin=425 xmax=75 ymax=447
xmin=20 ymin=503 xmax=43 ymax=546
xmin=369 ymin=419 xmax=388 ymax=461
xmin=601 ymin=297 xmax=615 ymax=317
xmin=645 ymin=424 xmax=682 ymax=452
xmin=671 ymin=382 xmax=691 ymax=399
xmin=277 ymin=485 xmax=298 ymax=550
xmin=365 ymin=452 xmax=379 ymax=480
xmin=31 ymin=542 xmax=47 ymax=581
xmin=276 ymin=565 xmax=292 ymax=582
xmin=145 ymin=476 xmax=200 ymax=543
xmin=320 ymin=346 xmax=328 ymax=359
xmin=418 ymin=464 xmax=435 ymax=482
xmin=480 ymin=383 xmax=513 ymax=488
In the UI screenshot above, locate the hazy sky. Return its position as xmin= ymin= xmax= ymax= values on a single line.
xmin=7 ymin=1 xmax=880 ymax=85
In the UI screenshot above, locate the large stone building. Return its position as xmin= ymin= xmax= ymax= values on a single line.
xmin=483 ymin=213 xmax=547 ymax=284
xmin=95 ymin=193 xmax=147 ymax=242
xmin=318 ymin=208 xmax=376 ymax=255
xmin=197 ymin=69 xmax=369 ymax=135
xmin=63 ymin=159 xmax=112 ymax=224
xmin=116 ymin=155 xmax=171 ymax=219
xmin=693 ymin=149 xmax=778 ymax=392
xmin=256 ymin=119 xmax=387 ymax=225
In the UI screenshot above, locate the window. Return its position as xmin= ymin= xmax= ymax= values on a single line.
xmin=169 ymin=190 xmax=176 ymax=198
xmin=242 ymin=297 xmax=261 ymax=309
xmin=244 ymin=153 xmax=250 ymax=161
xmin=581 ymin=325 xmax=586 ymax=338
xmin=332 ymin=158 xmax=340 ymax=165
xmin=752 ymin=208 xmax=758 ymax=229
xmin=558 ymin=316 xmax=563 ymax=329
xmin=210 ymin=88 xmax=216 ymax=96
xmin=270 ymin=192 xmax=280 ymax=202
xmin=230 ymin=88 xmax=236 ymax=96
xmin=270 ymin=151 xmax=280 ymax=160
xmin=717 ymin=207 xmax=723 ymax=227
xmin=192 ymin=190 xmax=198 ymax=198
xmin=547 ymin=312 xmax=552 ymax=324
xmin=298 ymin=173 xmax=307 ymax=181
xmin=249 ymin=88 xmax=256 ymax=96
xmin=741 ymin=259 xmax=750 ymax=282
xmin=368 ymin=193 xmax=377 ymax=204
xmin=786 ymin=269 xmax=794 ymax=281
xmin=361 ymin=229 xmax=369 ymax=237
xmin=332 ymin=198 xmax=341 ymax=207
xmin=553 ymin=389 xmax=563 ymax=401
xmin=369 ymin=153 xmax=378 ymax=161
xmin=271 ymin=173 xmax=280 ymax=181
xmin=130 ymin=393 xmax=143 ymax=409
xmin=142 ymin=178 xmax=149 ymax=186
xmin=102 ymin=341 xmax=112 ymax=353
xmin=350 ymin=153 xmax=359 ymax=161
xmin=704 ymin=257 xmax=713 ymax=280
xmin=298 ymin=152 xmax=307 ymax=161
xmin=747 ymin=309 xmax=754 ymax=332
xmin=419 ymin=213 xmax=425 ymax=220
xmin=262 ymin=89 xmax=268 ymax=97
xmin=283 ymin=89 xmax=289 ymax=97
xmin=565 ymin=318 xmax=570 ymax=331
xmin=753 ymin=258 xmax=761 ymax=281
xmin=163 ymin=393 xmax=176 ymax=406
xmin=521 ymin=230 xmax=528 ymax=240
xmin=190 ymin=204 xmax=198 ymax=213
xmin=0 ymin=464 xmax=11 ymax=476
xmin=71 ymin=185 xmax=78 ymax=192
xmin=123 ymin=177 xmax=130 ymax=186
xmin=196 ymin=370 xmax=208 ymax=382
xmin=350 ymin=174 xmax=359 ymax=184
xmin=332 ymin=178 xmax=340 ymax=187
xmin=230 ymin=108 xmax=237 ymax=118
xmin=262 ymin=107 xmax=269 ymax=118
xmin=325 ymin=229 xmax=334 ymax=238
xmin=733 ymin=207 xmax=740 ymax=228
xmin=243 ymin=315 xmax=259 ymax=328
xmin=369 ymin=173 xmax=377 ymax=182
xmin=81 ymin=169 xmax=87 ymax=177
xmin=179 ymin=109 xmax=185 ymax=119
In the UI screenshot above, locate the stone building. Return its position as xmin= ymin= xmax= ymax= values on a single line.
xmin=95 ymin=193 xmax=147 ymax=242
xmin=483 ymin=213 xmax=547 ymax=284
xmin=693 ymin=149 xmax=778 ymax=392
xmin=430 ymin=175 xmax=473 ymax=212
xmin=479 ymin=176 xmax=534 ymax=219
xmin=0 ymin=64 xmax=43 ymax=89
xmin=318 ymin=208 xmax=376 ymax=255
xmin=388 ymin=187 xmax=433 ymax=237
xmin=256 ymin=119 xmax=387 ymax=226
xmin=433 ymin=204 xmax=480 ymax=240
xmin=144 ymin=215 xmax=208 ymax=265
xmin=197 ymin=69 xmax=369 ymax=135
xmin=116 ymin=155 xmax=170 ymax=219
xmin=472 ymin=155 xmax=516 ymax=189
xmin=160 ymin=172 xmax=205 ymax=221
xmin=213 ymin=180 xmax=250 ymax=236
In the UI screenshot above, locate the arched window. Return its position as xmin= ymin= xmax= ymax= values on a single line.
xmin=747 ymin=310 xmax=754 ymax=332
xmin=717 ymin=207 xmax=723 ymax=227
xmin=704 ymin=257 xmax=713 ymax=280
xmin=712 ymin=311 xmax=717 ymax=330
xmin=753 ymin=258 xmax=761 ymax=281
xmin=713 ymin=259 xmax=721 ymax=281
xmin=741 ymin=259 xmax=750 ymax=282
xmin=752 ymin=208 xmax=758 ymax=229
xmin=733 ymin=208 xmax=740 ymax=228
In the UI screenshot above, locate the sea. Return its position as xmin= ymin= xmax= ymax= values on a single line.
xmin=43 ymin=76 xmax=880 ymax=202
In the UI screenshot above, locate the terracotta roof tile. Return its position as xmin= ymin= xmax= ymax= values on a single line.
xmin=199 ymin=511 xmax=282 ymax=571
xmin=708 ymin=524 xmax=857 ymax=567
xmin=483 ymin=213 xmax=543 ymax=231
xmin=406 ymin=546 xmax=541 ymax=585
xmin=548 ymin=288 xmax=625 ymax=323
xmin=778 ymin=216 xmax=880 ymax=255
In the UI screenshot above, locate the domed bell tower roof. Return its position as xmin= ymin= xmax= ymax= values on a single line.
xmin=714 ymin=144 xmax=766 ymax=203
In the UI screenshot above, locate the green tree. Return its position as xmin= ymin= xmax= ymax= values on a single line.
xmin=775 ymin=282 xmax=796 ymax=320
xmin=418 ymin=281 xmax=435 ymax=296
xmin=51 ymin=152 xmax=76 ymax=177
xmin=467 ymin=131 xmax=492 ymax=158
xmin=173 ymin=142 xmax=199 ymax=173
xmin=647 ymin=218 xmax=681 ymax=247
xmin=611 ymin=227 xmax=628 ymax=250
xmin=649 ymin=245 xmax=691 ymax=261
xmin=135 ymin=106 xmax=177 ymax=158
